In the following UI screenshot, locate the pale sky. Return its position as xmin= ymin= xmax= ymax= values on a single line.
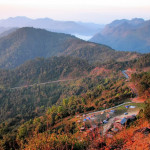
xmin=0 ymin=0 xmax=150 ymax=23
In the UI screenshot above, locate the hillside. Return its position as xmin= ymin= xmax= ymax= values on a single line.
xmin=0 ymin=54 xmax=149 ymax=149
xmin=0 ymin=55 xmax=134 ymax=130
xmin=100 ymin=53 xmax=150 ymax=71
xmin=0 ymin=56 xmax=93 ymax=123
xmin=0 ymin=60 xmax=135 ymax=149
xmin=0 ymin=27 xmax=140 ymax=68
xmin=90 ymin=18 xmax=150 ymax=53
xmin=0 ymin=56 xmax=91 ymax=88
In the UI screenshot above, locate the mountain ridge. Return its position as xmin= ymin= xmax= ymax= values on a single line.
xmin=0 ymin=27 xmax=140 ymax=68
xmin=0 ymin=16 xmax=102 ymax=36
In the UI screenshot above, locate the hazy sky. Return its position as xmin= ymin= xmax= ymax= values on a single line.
xmin=0 ymin=0 xmax=150 ymax=23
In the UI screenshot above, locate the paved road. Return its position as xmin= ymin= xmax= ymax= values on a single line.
xmin=10 ymin=78 xmax=77 ymax=90
xmin=122 ymin=70 xmax=129 ymax=79
xmin=87 ymin=101 xmax=132 ymax=115
xmin=9 ymin=70 xmax=130 ymax=90
xmin=122 ymin=70 xmax=139 ymax=101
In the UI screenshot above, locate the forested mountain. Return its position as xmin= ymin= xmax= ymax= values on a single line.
xmin=0 ymin=54 xmax=149 ymax=149
xmin=0 ymin=56 xmax=91 ymax=121
xmin=0 ymin=16 xmax=101 ymax=36
xmin=98 ymin=53 xmax=150 ymax=71
xmin=0 ymin=57 xmax=134 ymax=149
xmin=0 ymin=55 xmax=130 ymax=126
xmin=0 ymin=56 xmax=91 ymax=88
xmin=131 ymin=53 xmax=150 ymax=68
xmin=0 ymin=27 xmax=140 ymax=68
xmin=90 ymin=18 xmax=150 ymax=53
xmin=2 ymin=53 xmax=146 ymax=123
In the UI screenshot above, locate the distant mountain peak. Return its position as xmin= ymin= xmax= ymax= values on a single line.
xmin=90 ymin=18 xmax=150 ymax=53
xmin=0 ymin=16 xmax=102 ymax=36
xmin=131 ymin=18 xmax=145 ymax=21
xmin=6 ymin=16 xmax=31 ymax=21
xmin=35 ymin=17 xmax=53 ymax=21
xmin=109 ymin=18 xmax=145 ymax=28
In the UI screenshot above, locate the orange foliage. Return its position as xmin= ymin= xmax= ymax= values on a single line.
xmin=90 ymin=67 xmax=110 ymax=76
xmin=105 ymin=119 xmax=150 ymax=150
xmin=24 ymin=132 xmax=88 ymax=150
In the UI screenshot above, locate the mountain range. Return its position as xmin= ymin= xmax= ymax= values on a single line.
xmin=0 ymin=17 xmax=149 ymax=150
xmin=0 ymin=27 xmax=139 ymax=68
xmin=0 ymin=16 xmax=103 ymax=36
xmin=90 ymin=18 xmax=150 ymax=53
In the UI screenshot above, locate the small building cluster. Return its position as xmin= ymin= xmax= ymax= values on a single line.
xmin=76 ymin=104 xmax=137 ymax=138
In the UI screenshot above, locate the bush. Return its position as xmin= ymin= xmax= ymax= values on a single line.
xmin=144 ymin=99 xmax=150 ymax=121
xmin=85 ymin=106 xmax=95 ymax=111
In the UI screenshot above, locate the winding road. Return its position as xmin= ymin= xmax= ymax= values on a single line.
xmin=122 ymin=70 xmax=129 ymax=79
